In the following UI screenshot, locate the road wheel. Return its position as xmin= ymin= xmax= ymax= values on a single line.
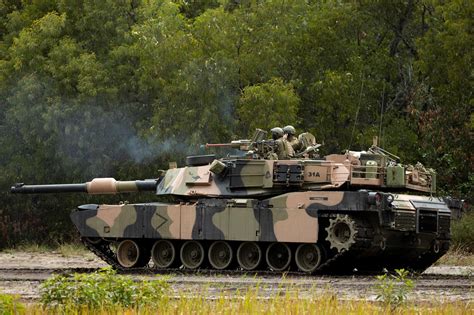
xmin=237 ymin=242 xmax=262 ymax=271
xmin=151 ymin=240 xmax=176 ymax=268
xmin=295 ymin=243 xmax=324 ymax=273
xmin=266 ymin=243 xmax=291 ymax=271
xmin=116 ymin=240 xmax=150 ymax=268
xmin=208 ymin=241 xmax=233 ymax=270
xmin=180 ymin=241 xmax=205 ymax=269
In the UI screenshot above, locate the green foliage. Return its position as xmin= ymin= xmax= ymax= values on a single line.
xmin=238 ymin=78 xmax=300 ymax=136
xmin=375 ymin=269 xmax=414 ymax=309
xmin=40 ymin=267 xmax=169 ymax=310
xmin=0 ymin=0 xmax=472 ymax=246
xmin=451 ymin=211 xmax=474 ymax=252
xmin=413 ymin=0 xmax=473 ymax=197
xmin=0 ymin=291 xmax=25 ymax=315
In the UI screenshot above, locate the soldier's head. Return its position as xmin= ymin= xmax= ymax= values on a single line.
xmin=283 ymin=125 xmax=296 ymax=140
xmin=270 ymin=127 xmax=284 ymax=140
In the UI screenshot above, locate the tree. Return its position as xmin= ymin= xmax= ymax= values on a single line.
xmin=237 ymin=78 xmax=300 ymax=136
xmin=414 ymin=0 xmax=473 ymax=196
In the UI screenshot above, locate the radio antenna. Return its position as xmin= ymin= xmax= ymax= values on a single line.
xmin=349 ymin=76 xmax=364 ymax=149
xmin=378 ymin=81 xmax=386 ymax=147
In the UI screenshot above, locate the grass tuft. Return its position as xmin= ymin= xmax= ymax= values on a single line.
xmin=40 ymin=267 xmax=169 ymax=311
xmin=0 ymin=291 xmax=25 ymax=315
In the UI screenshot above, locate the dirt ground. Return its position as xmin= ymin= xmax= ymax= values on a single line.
xmin=0 ymin=251 xmax=472 ymax=302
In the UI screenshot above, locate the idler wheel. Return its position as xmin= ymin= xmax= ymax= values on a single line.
xmin=266 ymin=243 xmax=291 ymax=271
xmin=237 ymin=242 xmax=262 ymax=271
xmin=295 ymin=243 xmax=324 ymax=273
xmin=208 ymin=241 xmax=233 ymax=270
xmin=180 ymin=241 xmax=205 ymax=269
xmin=116 ymin=240 xmax=150 ymax=268
xmin=325 ymin=214 xmax=357 ymax=252
xmin=151 ymin=240 xmax=176 ymax=268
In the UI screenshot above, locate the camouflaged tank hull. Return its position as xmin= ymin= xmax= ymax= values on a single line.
xmin=73 ymin=190 xmax=450 ymax=273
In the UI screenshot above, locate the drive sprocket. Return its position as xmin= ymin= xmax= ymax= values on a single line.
xmin=325 ymin=214 xmax=358 ymax=252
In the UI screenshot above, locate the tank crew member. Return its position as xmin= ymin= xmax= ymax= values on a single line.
xmin=271 ymin=127 xmax=284 ymax=141
xmin=284 ymin=125 xmax=305 ymax=152
xmin=269 ymin=127 xmax=289 ymax=160
xmin=282 ymin=125 xmax=299 ymax=157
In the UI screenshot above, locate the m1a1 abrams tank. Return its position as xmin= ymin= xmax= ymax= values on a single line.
xmin=11 ymin=131 xmax=451 ymax=274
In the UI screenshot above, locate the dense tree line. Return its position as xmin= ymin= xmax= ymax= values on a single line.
xmin=0 ymin=0 xmax=471 ymax=247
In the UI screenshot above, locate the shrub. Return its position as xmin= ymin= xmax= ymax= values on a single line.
xmin=40 ymin=267 xmax=169 ymax=311
xmin=451 ymin=211 xmax=474 ymax=252
xmin=375 ymin=269 xmax=414 ymax=309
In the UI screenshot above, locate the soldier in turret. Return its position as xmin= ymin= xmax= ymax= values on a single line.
xmin=269 ymin=127 xmax=289 ymax=160
xmin=271 ymin=127 xmax=284 ymax=141
xmin=283 ymin=125 xmax=299 ymax=157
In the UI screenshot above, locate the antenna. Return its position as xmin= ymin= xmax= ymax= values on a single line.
xmin=378 ymin=82 xmax=386 ymax=147
xmin=349 ymin=77 xmax=364 ymax=149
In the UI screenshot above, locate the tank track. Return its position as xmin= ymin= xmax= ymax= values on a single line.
xmin=82 ymin=238 xmax=124 ymax=270
xmin=81 ymin=215 xmax=442 ymax=274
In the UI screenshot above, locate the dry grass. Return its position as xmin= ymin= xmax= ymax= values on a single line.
xmin=437 ymin=246 xmax=474 ymax=266
xmin=56 ymin=243 xmax=90 ymax=257
xmin=20 ymin=293 xmax=472 ymax=315
xmin=1 ymin=242 xmax=90 ymax=257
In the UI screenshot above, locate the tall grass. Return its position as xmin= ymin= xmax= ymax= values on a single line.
xmin=18 ymin=268 xmax=470 ymax=314
xmin=18 ymin=291 xmax=473 ymax=315
xmin=0 ymin=292 xmax=25 ymax=315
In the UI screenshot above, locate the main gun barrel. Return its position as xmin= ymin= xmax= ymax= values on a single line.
xmin=11 ymin=178 xmax=159 ymax=195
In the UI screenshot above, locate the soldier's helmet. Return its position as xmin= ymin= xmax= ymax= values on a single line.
xmin=283 ymin=125 xmax=296 ymax=136
xmin=270 ymin=127 xmax=284 ymax=140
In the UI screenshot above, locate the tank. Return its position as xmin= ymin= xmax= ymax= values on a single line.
xmin=11 ymin=131 xmax=453 ymax=273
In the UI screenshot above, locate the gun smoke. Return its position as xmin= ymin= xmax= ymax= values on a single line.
xmin=54 ymin=106 xmax=197 ymax=179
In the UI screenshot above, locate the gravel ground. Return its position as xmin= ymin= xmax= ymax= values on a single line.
xmin=0 ymin=251 xmax=471 ymax=302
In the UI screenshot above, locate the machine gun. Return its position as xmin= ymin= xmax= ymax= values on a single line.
xmin=204 ymin=139 xmax=278 ymax=159
xmin=203 ymin=129 xmax=279 ymax=159
xmin=204 ymin=139 xmax=253 ymax=151
xmin=204 ymin=129 xmax=322 ymax=160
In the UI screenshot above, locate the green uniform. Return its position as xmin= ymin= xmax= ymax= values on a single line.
xmin=282 ymin=138 xmax=295 ymax=159
xmin=269 ymin=136 xmax=293 ymax=160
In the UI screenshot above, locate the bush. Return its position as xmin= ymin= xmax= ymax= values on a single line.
xmin=375 ymin=269 xmax=414 ymax=309
xmin=40 ymin=267 xmax=169 ymax=311
xmin=451 ymin=211 xmax=474 ymax=252
xmin=0 ymin=292 xmax=25 ymax=315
